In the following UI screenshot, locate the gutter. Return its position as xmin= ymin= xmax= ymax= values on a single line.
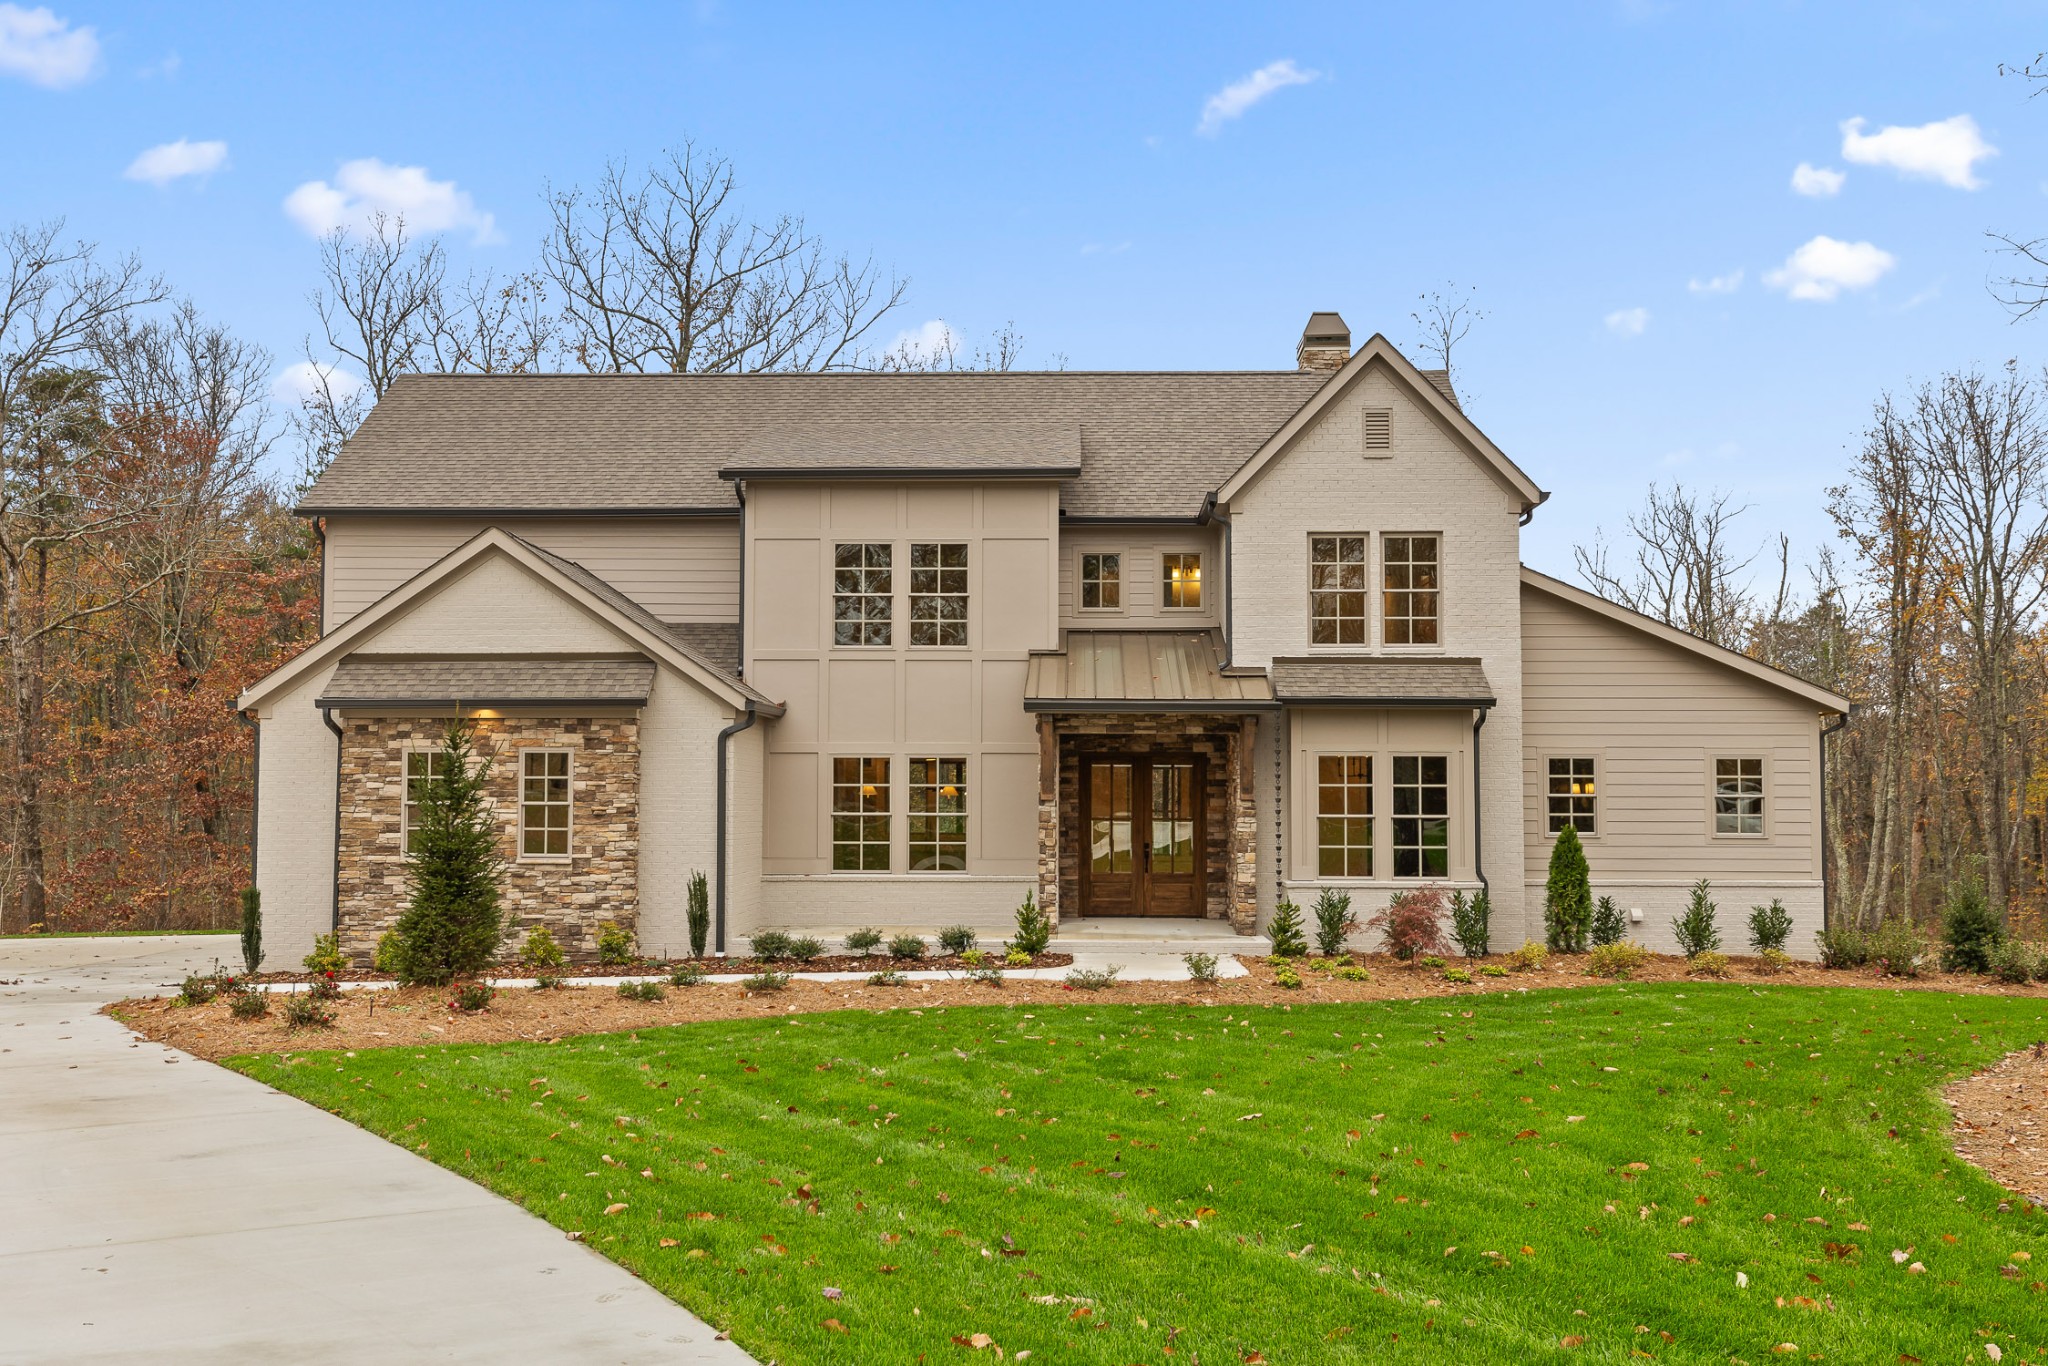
xmin=1818 ymin=709 xmax=1852 ymax=926
xmin=1472 ymin=705 xmax=1491 ymax=913
xmin=714 ymin=703 xmax=761 ymax=955
xmin=319 ymin=704 xmax=344 ymax=934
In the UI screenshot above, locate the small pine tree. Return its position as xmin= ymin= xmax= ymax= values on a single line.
xmin=392 ymin=720 xmax=504 ymax=987
xmin=1939 ymin=879 xmax=2004 ymax=973
xmin=1671 ymin=879 xmax=1721 ymax=959
xmin=1007 ymin=890 xmax=1053 ymax=957
xmin=1267 ymin=898 xmax=1308 ymax=958
xmin=1590 ymin=894 xmax=1626 ymax=947
xmin=687 ymin=870 xmax=711 ymax=958
xmin=238 ymin=887 xmax=264 ymax=975
xmin=1544 ymin=826 xmax=1593 ymax=952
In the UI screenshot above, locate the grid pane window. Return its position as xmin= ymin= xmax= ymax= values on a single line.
xmin=909 ymin=543 xmax=969 ymax=646
xmin=1315 ymin=755 xmax=1373 ymax=877
xmin=1391 ymin=754 xmax=1449 ymax=877
xmin=831 ymin=757 xmax=891 ymax=871
xmin=520 ymin=751 xmax=571 ymax=857
xmin=1309 ymin=535 xmax=1368 ymax=646
xmin=1546 ymin=756 xmax=1597 ymax=835
xmin=1161 ymin=552 xmax=1202 ymax=609
xmin=1383 ymin=535 xmax=1440 ymax=645
xmin=908 ymin=757 xmax=967 ymax=871
xmin=833 ymin=542 xmax=892 ymax=646
xmin=402 ymin=749 xmax=445 ymax=854
xmin=1714 ymin=757 xmax=1764 ymax=835
xmin=1080 ymin=552 xmax=1121 ymax=610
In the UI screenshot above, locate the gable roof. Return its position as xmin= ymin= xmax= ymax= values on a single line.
xmin=1520 ymin=566 xmax=1853 ymax=713
xmin=298 ymin=371 xmax=1328 ymax=521
xmin=1213 ymin=334 xmax=1546 ymax=512
xmin=318 ymin=657 xmax=657 ymax=708
xmin=237 ymin=527 xmax=778 ymax=714
xmin=718 ymin=422 xmax=1082 ymax=480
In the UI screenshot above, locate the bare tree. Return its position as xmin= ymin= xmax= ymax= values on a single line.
xmin=1574 ymin=484 xmax=1759 ymax=647
xmin=1409 ymin=283 xmax=1484 ymax=393
xmin=869 ymin=320 xmax=1046 ymax=372
xmin=540 ymin=143 xmax=906 ymax=373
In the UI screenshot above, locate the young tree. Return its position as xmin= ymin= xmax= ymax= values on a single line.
xmin=392 ymin=720 xmax=504 ymax=985
xmin=1544 ymin=825 xmax=1593 ymax=952
xmin=1409 ymin=282 xmax=1484 ymax=395
xmin=1574 ymin=484 xmax=1759 ymax=647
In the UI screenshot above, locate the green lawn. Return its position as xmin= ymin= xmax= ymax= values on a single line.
xmin=233 ymin=985 xmax=2048 ymax=1364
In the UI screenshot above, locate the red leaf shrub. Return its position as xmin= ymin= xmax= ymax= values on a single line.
xmin=1366 ymin=886 xmax=1450 ymax=961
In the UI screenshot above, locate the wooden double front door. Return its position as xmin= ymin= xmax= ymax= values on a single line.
xmin=1079 ymin=754 xmax=1207 ymax=917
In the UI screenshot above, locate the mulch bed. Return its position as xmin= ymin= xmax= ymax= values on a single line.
xmin=1947 ymin=1043 xmax=2048 ymax=1209
xmin=240 ymin=950 xmax=1073 ymax=985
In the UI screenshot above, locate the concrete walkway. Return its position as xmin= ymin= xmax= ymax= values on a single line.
xmin=0 ymin=934 xmax=754 ymax=1366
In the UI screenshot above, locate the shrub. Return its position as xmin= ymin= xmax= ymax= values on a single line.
xmin=1333 ymin=964 xmax=1371 ymax=982
xmin=1312 ymin=889 xmax=1358 ymax=957
xmin=1544 ymin=826 xmax=1593 ymax=952
xmin=938 ymin=925 xmax=978 ymax=956
xmin=1008 ymin=891 xmax=1053 ymax=958
xmin=1450 ymin=889 xmax=1492 ymax=958
xmin=1508 ymin=942 xmax=1548 ymax=972
xmin=1748 ymin=899 xmax=1794 ymax=954
xmin=889 ymin=934 xmax=928 ymax=961
xmin=391 ymin=720 xmax=504 ymax=987
xmin=1940 ymin=881 xmax=2005 ymax=974
xmin=1417 ymin=954 xmax=1446 ymax=969
xmin=1366 ymin=886 xmax=1450 ymax=961
xmin=1688 ymin=950 xmax=1732 ymax=979
xmin=1266 ymin=899 xmax=1309 ymax=958
xmin=1870 ymin=917 xmax=1927 ymax=978
xmin=1815 ymin=923 xmax=1871 ymax=969
xmin=307 ymin=972 xmax=342 ymax=1002
xmin=303 ymin=932 xmax=346 ymax=977
xmin=1442 ymin=967 xmax=1474 ymax=985
xmin=518 ymin=926 xmax=566 ymax=974
xmin=787 ymin=936 xmax=826 ymax=963
xmin=668 ymin=961 xmax=707 ymax=987
xmin=1590 ymin=895 xmax=1627 ymax=948
xmin=596 ymin=922 xmax=635 ymax=967
xmin=229 ymin=990 xmax=270 ymax=1020
xmin=1755 ymin=948 xmax=1793 ymax=975
xmin=2036 ymin=945 xmax=2048 ymax=984
xmin=450 ymin=980 xmax=496 ymax=1012
xmin=1273 ymin=963 xmax=1303 ymax=989
xmin=1479 ymin=963 xmax=1509 ymax=978
xmin=748 ymin=929 xmax=794 ymax=961
xmin=1183 ymin=952 xmax=1220 ymax=983
xmin=178 ymin=973 xmax=221 ymax=1006
xmin=616 ymin=979 xmax=664 ymax=1002
xmin=1988 ymin=938 xmax=2038 ymax=986
xmin=1671 ymin=880 xmax=1721 ymax=959
xmin=845 ymin=926 xmax=884 ymax=955
xmin=742 ymin=971 xmax=791 ymax=992
xmin=686 ymin=870 xmax=711 ymax=959
xmin=867 ymin=969 xmax=908 ymax=986
xmin=959 ymin=947 xmax=987 ymax=968
xmin=239 ymin=887 xmax=264 ymax=975
xmin=1585 ymin=941 xmax=1651 ymax=979
xmin=1065 ymin=965 xmax=1122 ymax=990
xmin=283 ymin=992 xmax=336 ymax=1029
xmin=1005 ymin=948 xmax=1031 ymax=967
xmin=968 ymin=963 xmax=1005 ymax=986
xmin=374 ymin=931 xmax=402 ymax=976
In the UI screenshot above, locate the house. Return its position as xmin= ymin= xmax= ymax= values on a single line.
xmin=237 ymin=313 xmax=1852 ymax=964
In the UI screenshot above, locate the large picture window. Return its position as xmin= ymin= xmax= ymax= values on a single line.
xmin=831 ymin=757 xmax=891 ymax=870
xmin=1080 ymin=552 xmax=1121 ymax=610
xmin=519 ymin=750 xmax=571 ymax=857
xmin=1391 ymin=754 xmax=1449 ymax=877
xmin=833 ymin=542 xmax=893 ymax=646
xmin=402 ymin=749 xmax=444 ymax=854
xmin=1383 ymin=535 xmax=1440 ymax=645
xmin=908 ymin=757 xmax=968 ymax=870
xmin=1161 ymin=552 xmax=1202 ymax=609
xmin=1713 ymin=757 xmax=1765 ymax=835
xmin=909 ymin=543 xmax=969 ymax=646
xmin=1309 ymin=535 xmax=1367 ymax=646
xmin=1546 ymin=756 xmax=1597 ymax=835
xmin=1315 ymin=754 xmax=1372 ymax=876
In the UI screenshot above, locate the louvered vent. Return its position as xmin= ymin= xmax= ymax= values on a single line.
xmin=1362 ymin=407 xmax=1393 ymax=452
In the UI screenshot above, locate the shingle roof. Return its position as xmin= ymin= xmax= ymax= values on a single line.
xmin=719 ymin=422 xmax=1081 ymax=479
xmin=1025 ymin=631 xmax=1277 ymax=712
xmin=297 ymin=371 xmax=1330 ymax=520
xmin=1269 ymin=656 xmax=1495 ymax=706
xmin=318 ymin=656 xmax=656 ymax=707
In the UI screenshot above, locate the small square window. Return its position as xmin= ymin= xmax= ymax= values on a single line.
xmin=1162 ymin=552 xmax=1202 ymax=609
xmin=520 ymin=750 xmax=571 ymax=857
xmin=1714 ymin=757 xmax=1764 ymax=836
xmin=831 ymin=757 xmax=891 ymax=871
xmin=1547 ymin=756 xmax=1597 ymax=835
xmin=1080 ymin=552 xmax=1121 ymax=610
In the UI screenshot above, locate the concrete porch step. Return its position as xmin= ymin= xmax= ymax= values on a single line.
xmin=1053 ymin=917 xmax=1268 ymax=953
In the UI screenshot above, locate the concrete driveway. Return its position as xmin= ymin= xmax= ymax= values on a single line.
xmin=0 ymin=934 xmax=754 ymax=1365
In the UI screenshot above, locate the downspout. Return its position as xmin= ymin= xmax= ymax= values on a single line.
xmin=234 ymin=707 xmax=260 ymax=891
xmin=319 ymin=704 xmax=344 ymax=934
xmin=1818 ymin=709 xmax=1851 ymax=927
xmin=1198 ymin=491 xmax=1233 ymax=666
xmin=714 ymin=702 xmax=760 ymax=956
xmin=1472 ymin=706 xmax=1491 ymax=910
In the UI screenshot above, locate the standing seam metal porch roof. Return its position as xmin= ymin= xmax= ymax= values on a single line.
xmin=1025 ymin=631 xmax=1277 ymax=712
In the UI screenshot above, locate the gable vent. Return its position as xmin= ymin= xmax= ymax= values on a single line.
xmin=1362 ymin=407 xmax=1392 ymax=452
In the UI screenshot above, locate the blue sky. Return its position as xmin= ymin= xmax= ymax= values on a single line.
xmin=5 ymin=1 xmax=2047 ymax=579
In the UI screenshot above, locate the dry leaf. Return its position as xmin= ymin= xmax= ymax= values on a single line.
xmin=602 ymin=1203 xmax=627 ymax=1215
xmin=822 ymin=1318 xmax=848 ymax=1335
xmin=1561 ymin=1336 xmax=1585 ymax=1348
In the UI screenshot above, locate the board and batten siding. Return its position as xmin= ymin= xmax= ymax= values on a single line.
xmin=322 ymin=516 xmax=740 ymax=627
xmin=1056 ymin=525 xmax=1221 ymax=629
xmin=1518 ymin=580 xmax=1829 ymax=956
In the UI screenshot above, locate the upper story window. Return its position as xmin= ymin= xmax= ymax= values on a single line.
xmin=908 ymin=757 xmax=968 ymax=871
xmin=402 ymin=748 xmax=444 ymax=854
xmin=831 ymin=757 xmax=891 ymax=870
xmin=1080 ymin=552 xmax=1121 ymax=610
xmin=1713 ymin=757 xmax=1764 ymax=836
xmin=1383 ymin=534 xmax=1440 ymax=645
xmin=833 ymin=542 xmax=892 ymax=646
xmin=909 ymin=543 xmax=968 ymax=646
xmin=1162 ymin=552 xmax=1202 ymax=610
xmin=520 ymin=750 xmax=572 ymax=857
xmin=1547 ymin=756 xmax=1597 ymax=835
xmin=1309 ymin=535 xmax=1367 ymax=646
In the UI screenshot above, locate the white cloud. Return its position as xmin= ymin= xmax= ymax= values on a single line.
xmin=1687 ymin=268 xmax=1744 ymax=295
xmin=1196 ymin=59 xmax=1320 ymax=136
xmin=283 ymin=158 xmax=500 ymax=243
xmin=886 ymin=319 xmax=959 ymax=364
xmin=0 ymin=3 xmax=98 ymax=88
xmin=1604 ymin=307 xmax=1650 ymax=336
xmin=272 ymin=361 xmax=365 ymax=407
xmin=124 ymin=138 xmax=228 ymax=187
xmin=1790 ymin=162 xmax=1844 ymax=197
xmin=1840 ymin=115 xmax=1996 ymax=190
xmin=1763 ymin=235 xmax=1896 ymax=301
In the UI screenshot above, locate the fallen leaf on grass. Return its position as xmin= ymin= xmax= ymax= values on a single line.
xmin=658 ymin=1238 xmax=679 ymax=1248
xmin=603 ymin=1203 xmax=627 ymax=1215
xmin=1561 ymin=1336 xmax=1584 ymax=1348
xmin=822 ymin=1318 xmax=848 ymax=1334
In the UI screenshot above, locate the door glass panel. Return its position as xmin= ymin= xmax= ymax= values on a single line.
xmin=1151 ymin=763 xmax=1196 ymax=875
xmin=1090 ymin=763 xmax=1134 ymax=874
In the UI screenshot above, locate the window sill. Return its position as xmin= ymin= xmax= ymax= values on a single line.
xmin=518 ymin=854 xmax=574 ymax=865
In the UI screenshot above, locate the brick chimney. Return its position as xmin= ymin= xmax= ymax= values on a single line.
xmin=1296 ymin=311 xmax=1351 ymax=373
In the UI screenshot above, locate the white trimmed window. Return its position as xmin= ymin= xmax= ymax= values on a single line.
xmin=1162 ymin=552 xmax=1202 ymax=609
xmin=833 ymin=542 xmax=893 ymax=646
xmin=1310 ymin=535 xmax=1368 ymax=646
xmin=1391 ymin=754 xmax=1449 ymax=877
xmin=1546 ymin=757 xmax=1597 ymax=835
xmin=907 ymin=757 xmax=967 ymax=871
xmin=1080 ymin=552 xmax=1121 ymax=610
xmin=402 ymin=748 xmax=444 ymax=854
xmin=1315 ymin=754 xmax=1372 ymax=877
xmin=909 ymin=542 xmax=969 ymax=646
xmin=519 ymin=750 xmax=572 ymax=857
xmin=831 ymin=757 xmax=891 ymax=871
xmin=1383 ymin=535 xmax=1440 ymax=645
xmin=1713 ymin=757 xmax=1765 ymax=835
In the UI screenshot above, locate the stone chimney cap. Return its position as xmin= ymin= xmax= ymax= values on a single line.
xmin=1300 ymin=311 xmax=1351 ymax=345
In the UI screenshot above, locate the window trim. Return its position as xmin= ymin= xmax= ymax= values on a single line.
xmin=830 ymin=755 xmax=893 ymax=872
xmin=400 ymin=744 xmax=446 ymax=856
xmin=832 ymin=541 xmax=894 ymax=649
xmin=1160 ymin=550 xmax=1205 ymax=612
xmin=517 ymin=748 xmax=574 ymax=862
xmin=1381 ymin=531 xmax=1443 ymax=652
xmin=1707 ymin=755 xmax=1770 ymax=840
xmin=1389 ymin=752 xmax=1452 ymax=879
xmin=1307 ymin=532 xmax=1370 ymax=650
xmin=908 ymin=541 xmax=970 ymax=648
xmin=1543 ymin=752 xmax=1601 ymax=840
xmin=1076 ymin=548 xmax=1124 ymax=615
xmin=907 ymin=756 xmax=969 ymax=873
xmin=1312 ymin=752 xmax=1374 ymax=879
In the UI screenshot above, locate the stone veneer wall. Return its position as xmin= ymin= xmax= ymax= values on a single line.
xmin=335 ymin=716 xmax=639 ymax=964
xmin=1036 ymin=713 xmax=1258 ymax=931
